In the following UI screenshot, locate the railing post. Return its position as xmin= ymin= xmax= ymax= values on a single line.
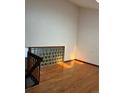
xmin=27 ymin=47 xmax=31 ymax=72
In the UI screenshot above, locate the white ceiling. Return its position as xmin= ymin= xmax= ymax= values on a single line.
xmin=68 ymin=0 xmax=99 ymax=9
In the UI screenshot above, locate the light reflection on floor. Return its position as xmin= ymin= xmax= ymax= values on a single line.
xmin=57 ymin=60 xmax=84 ymax=69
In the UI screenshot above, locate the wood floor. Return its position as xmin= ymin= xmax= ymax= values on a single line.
xmin=25 ymin=60 xmax=99 ymax=93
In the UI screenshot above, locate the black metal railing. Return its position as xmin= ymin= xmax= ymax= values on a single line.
xmin=25 ymin=51 xmax=43 ymax=88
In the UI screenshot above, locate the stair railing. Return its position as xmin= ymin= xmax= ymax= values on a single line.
xmin=26 ymin=51 xmax=43 ymax=87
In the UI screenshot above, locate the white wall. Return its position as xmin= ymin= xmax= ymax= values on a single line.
xmin=25 ymin=0 xmax=79 ymax=61
xmin=25 ymin=48 xmax=28 ymax=58
xmin=76 ymin=8 xmax=99 ymax=65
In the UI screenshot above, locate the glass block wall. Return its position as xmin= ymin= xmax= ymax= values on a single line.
xmin=30 ymin=46 xmax=64 ymax=66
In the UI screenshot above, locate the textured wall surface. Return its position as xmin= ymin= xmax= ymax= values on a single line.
xmin=30 ymin=47 xmax=64 ymax=66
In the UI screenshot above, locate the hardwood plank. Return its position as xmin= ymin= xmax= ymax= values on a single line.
xmin=26 ymin=60 xmax=99 ymax=93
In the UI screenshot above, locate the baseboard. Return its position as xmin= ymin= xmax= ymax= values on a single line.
xmin=64 ymin=60 xmax=73 ymax=63
xmin=74 ymin=59 xmax=99 ymax=67
xmin=54 ymin=59 xmax=99 ymax=67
